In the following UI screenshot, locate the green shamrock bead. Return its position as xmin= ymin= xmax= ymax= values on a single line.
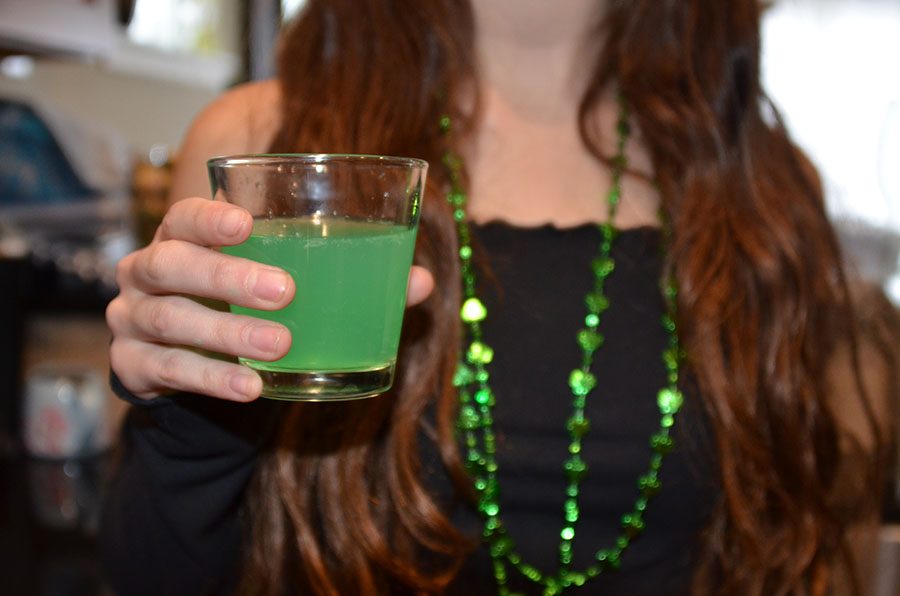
xmin=601 ymin=223 xmax=615 ymax=242
xmin=566 ymin=416 xmax=590 ymax=438
xmin=621 ymin=512 xmax=645 ymax=537
xmin=474 ymin=388 xmax=494 ymax=406
xmin=467 ymin=341 xmax=494 ymax=364
xmin=564 ymin=456 xmax=588 ymax=481
xmin=461 ymin=297 xmax=488 ymax=322
xmin=657 ymin=388 xmax=683 ymax=414
xmin=662 ymin=346 xmax=679 ymax=371
xmin=490 ymin=536 xmax=514 ymax=557
xmin=661 ymin=314 xmax=676 ymax=332
xmin=606 ymin=549 xmax=622 ymax=570
xmin=458 ymin=405 xmax=481 ymax=430
xmin=520 ymin=565 xmax=542 ymax=581
xmin=607 ymin=187 xmax=621 ymax=206
xmin=453 ymin=363 xmax=474 ymax=387
xmin=585 ymin=293 xmax=609 ymax=314
xmin=638 ymin=472 xmax=662 ymax=496
xmin=591 ymin=256 xmax=615 ymax=277
xmin=649 ymin=431 xmax=674 ymax=453
xmin=577 ymin=329 xmax=604 ymax=351
xmin=568 ymin=369 xmax=597 ymax=396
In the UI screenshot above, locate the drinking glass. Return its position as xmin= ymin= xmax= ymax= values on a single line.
xmin=208 ymin=154 xmax=426 ymax=401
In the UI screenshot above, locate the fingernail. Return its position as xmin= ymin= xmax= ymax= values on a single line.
xmin=218 ymin=208 xmax=246 ymax=236
xmin=251 ymin=269 xmax=289 ymax=302
xmin=248 ymin=325 xmax=284 ymax=353
xmin=230 ymin=371 xmax=261 ymax=398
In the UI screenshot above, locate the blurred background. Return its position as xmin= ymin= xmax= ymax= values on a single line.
xmin=0 ymin=0 xmax=896 ymax=594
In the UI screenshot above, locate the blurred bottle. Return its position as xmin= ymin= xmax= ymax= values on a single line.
xmin=22 ymin=366 xmax=110 ymax=460
xmin=131 ymin=143 xmax=173 ymax=246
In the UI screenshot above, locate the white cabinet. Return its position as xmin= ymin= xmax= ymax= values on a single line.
xmin=0 ymin=0 xmax=120 ymax=57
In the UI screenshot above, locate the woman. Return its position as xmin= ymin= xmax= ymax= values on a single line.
xmin=101 ymin=1 xmax=895 ymax=594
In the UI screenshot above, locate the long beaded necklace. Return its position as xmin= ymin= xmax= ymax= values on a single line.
xmin=440 ymin=97 xmax=684 ymax=595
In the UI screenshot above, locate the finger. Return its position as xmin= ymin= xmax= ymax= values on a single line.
xmin=406 ymin=266 xmax=434 ymax=307
xmin=130 ymin=240 xmax=295 ymax=309
xmin=129 ymin=295 xmax=292 ymax=361
xmin=155 ymin=197 xmax=252 ymax=247
xmin=110 ymin=337 xmax=263 ymax=402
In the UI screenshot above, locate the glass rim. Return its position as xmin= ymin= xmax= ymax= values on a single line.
xmin=207 ymin=153 xmax=428 ymax=170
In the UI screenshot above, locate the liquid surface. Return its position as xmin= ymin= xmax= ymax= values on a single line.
xmin=222 ymin=217 xmax=417 ymax=372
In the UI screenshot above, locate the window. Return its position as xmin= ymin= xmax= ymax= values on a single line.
xmin=282 ymin=0 xmax=308 ymax=22
xmin=112 ymin=0 xmax=240 ymax=89
xmin=128 ymin=0 xmax=226 ymax=55
xmin=762 ymin=0 xmax=900 ymax=300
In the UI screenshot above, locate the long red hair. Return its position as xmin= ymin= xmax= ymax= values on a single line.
xmin=238 ymin=2 xmax=891 ymax=594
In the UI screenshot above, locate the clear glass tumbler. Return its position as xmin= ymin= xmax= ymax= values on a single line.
xmin=208 ymin=154 xmax=426 ymax=401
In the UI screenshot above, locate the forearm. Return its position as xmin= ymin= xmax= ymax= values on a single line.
xmin=99 ymin=374 xmax=282 ymax=595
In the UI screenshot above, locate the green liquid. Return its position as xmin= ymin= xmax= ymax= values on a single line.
xmin=222 ymin=217 xmax=417 ymax=374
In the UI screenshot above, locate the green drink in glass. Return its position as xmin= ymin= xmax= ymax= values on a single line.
xmin=208 ymin=154 xmax=426 ymax=400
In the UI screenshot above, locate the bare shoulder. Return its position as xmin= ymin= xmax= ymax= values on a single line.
xmin=169 ymin=79 xmax=282 ymax=202
xmin=827 ymin=283 xmax=899 ymax=453
xmin=827 ymin=282 xmax=900 ymax=595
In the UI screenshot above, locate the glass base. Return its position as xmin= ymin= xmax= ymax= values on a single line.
xmin=251 ymin=362 xmax=395 ymax=401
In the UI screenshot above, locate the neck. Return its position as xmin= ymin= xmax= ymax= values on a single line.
xmin=471 ymin=0 xmax=605 ymax=118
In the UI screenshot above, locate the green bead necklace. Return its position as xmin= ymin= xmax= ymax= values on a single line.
xmin=441 ymin=97 xmax=684 ymax=596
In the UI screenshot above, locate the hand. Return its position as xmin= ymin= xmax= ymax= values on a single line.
xmin=107 ymin=198 xmax=434 ymax=402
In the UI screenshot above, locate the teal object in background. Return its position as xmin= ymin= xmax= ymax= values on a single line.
xmin=0 ymin=99 xmax=97 ymax=205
